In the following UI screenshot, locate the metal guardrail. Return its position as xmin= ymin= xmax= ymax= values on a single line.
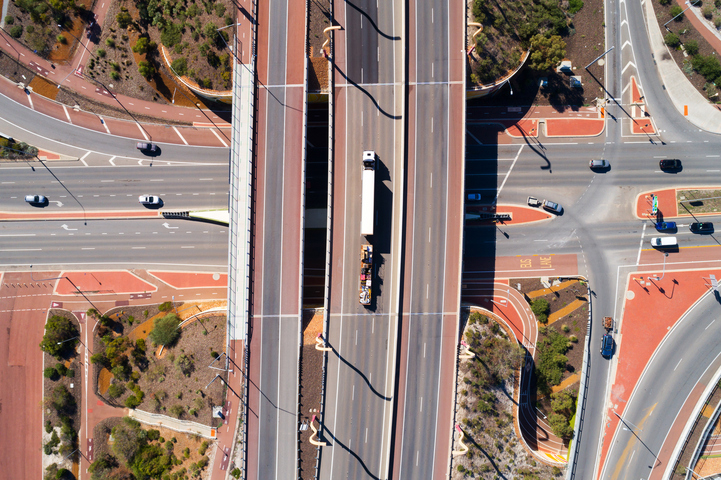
xmin=566 ymin=277 xmax=592 ymax=480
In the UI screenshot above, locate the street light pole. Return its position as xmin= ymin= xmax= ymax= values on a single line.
xmin=217 ymin=23 xmax=243 ymax=64
xmin=654 ymin=252 xmax=669 ymax=281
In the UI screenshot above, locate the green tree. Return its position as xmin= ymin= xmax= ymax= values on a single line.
xmin=160 ymin=22 xmax=182 ymax=47
xmin=40 ymin=315 xmax=79 ymax=358
xmin=44 ymin=367 xmax=60 ymax=380
xmin=132 ymin=36 xmax=155 ymax=55
xmin=111 ymin=418 xmax=145 ymax=464
xmin=107 ymin=382 xmax=126 ymax=399
xmin=568 ymin=0 xmax=584 ymax=14
xmin=670 ymin=5 xmax=683 ymax=19
xmin=693 ymin=55 xmax=721 ymax=83
xmin=528 ymin=34 xmax=566 ymax=72
xmin=171 ymin=57 xmax=187 ymax=76
xmin=548 ymin=412 xmax=574 ymax=438
xmin=530 ymin=298 xmax=551 ymax=323
xmin=551 ymin=388 xmax=577 ymax=416
xmin=49 ymin=384 xmax=76 ymax=415
xmin=149 ymin=313 xmax=181 ymax=346
xmin=116 ymin=10 xmax=132 ymax=29
xmin=204 ymin=21 xmax=218 ymax=43
xmin=664 ymin=32 xmax=680 ymax=48
xmin=685 ymin=40 xmax=699 ymax=56
xmin=138 ymin=60 xmax=156 ymax=79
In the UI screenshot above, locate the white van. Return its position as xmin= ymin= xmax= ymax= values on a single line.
xmin=650 ymin=237 xmax=677 ymax=247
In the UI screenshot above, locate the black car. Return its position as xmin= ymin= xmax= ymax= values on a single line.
xmin=690 ymin=222 xmax=714 ymax=233
xmin=659 ymin=159 xmax=682 ymax=171
xmin=600 ymin=334 xmax=614 ymax=358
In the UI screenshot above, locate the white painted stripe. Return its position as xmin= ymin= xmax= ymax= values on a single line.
xmin=210 ymin=128 xmax=229 ymax=147
xmin=173 ymin=126 xmax=189 ymax=145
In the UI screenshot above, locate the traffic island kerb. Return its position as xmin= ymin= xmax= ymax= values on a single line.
xmin=635 ymin=189 xmax=679 ymax=220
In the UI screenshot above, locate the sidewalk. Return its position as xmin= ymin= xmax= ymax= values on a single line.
xmin=645 ymin=0 xmax=721 ymax=133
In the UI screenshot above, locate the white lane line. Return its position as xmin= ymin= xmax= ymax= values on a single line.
xmin=494 ymin=145 xmax=523 ymax=203
xmin=636 ymin=223 xmax=647 ymax=266
xmin=136 ymin=122 xmax=149 ymax=140
xmin=181 ymin=246 xmax=195 ymax=249
xmin=81 ymin=247 xmax=95 ymax=250
xmin=1 ymin=182 xmax=15 ymax=184
xmin=210 ymin=128 xmax=229 ymax=147
xmin=706 ymin=320 xmax=716 ymax=330
xmin=0 ymin=248 xmax=42 ymax=251
xmin=355 ymin=330 xmax=358 ymax=346
xmin=423 ymin=342 xmax=426 ymax=358
xmin=80 ymin=151 xmax=91 ymax=166
xmin=100 ymin=180 xmax=113 ymax=183
xmin=706 ymin=155 xmax=720 ymax=158
xmin=428 ymin=227 xmax=431 ymax=242
xmin=99 ymin=116 xmax=111 ymax=134
xmin=173 ymin=126 xmax=189 ymax=145
xmin=108 ymin=155 xmax=116 ymax=166
xmin=199 ymin=178 xmax=213 ymax=181
xmin=707 ymin=170 xmax=720 ymax=173
xmin=419 ymin=397 xmax=423 ymax=412
xmin=62 ymin=105 xmax=72 ymax=123
xmin=365 ymin=428 xmax=368 ymax=443
xmin=0 ymin=234 xmax=35 ymax=236
xmin=674 ymin=358 xmax=683 ymax=371
xmin=150 ymin=179 xmax=164 ymax=182
xmin=352 ymin=385 xmax=355 ymax=401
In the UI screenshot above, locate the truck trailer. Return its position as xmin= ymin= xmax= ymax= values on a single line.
xmin=360 ymin=151 xmax=376 ymax=236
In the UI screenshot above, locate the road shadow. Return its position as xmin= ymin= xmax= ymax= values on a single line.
xmin=331 ymin=61 xmax=401 ymax=120
xmin=323 ymin=335 xmax=391 ymax=401
xmin=319 ymin=425 xmax=381 ymax=480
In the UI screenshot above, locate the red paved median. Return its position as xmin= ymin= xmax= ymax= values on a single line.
xmin=635 ymin=189 xmax=678 ymax=219
xmin=56 ymin=271 xmax=156 ymax=295
xmin=148 ymin=271 xmax=228 ymax=289
xmin=545 ymin=118 xmax=604 ymax=137
xmin=466 ymin=204 xmax=553 ymax=225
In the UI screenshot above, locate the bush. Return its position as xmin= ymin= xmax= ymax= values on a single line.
xmin=55 ymin=363 xmax=68 ymax=377
xmin=548 ymin=412 xmax=574 ymax=438
xmin=568 ymin=0 xmax=583 ymax=14
xmin=670 ymin=5 xmax=684 ymax=19
xmin=147 ymin=429 xmax=160 ymax=441
xmin=231 ymin=467 xmax=241 ymax=478
xmin=204 ymin=21 xmax=218 ymax=43
xmin=56 ymin=34 xmax=66 ymax=44
xmin=110 ymin=71 xmax=120 ymax=80
xmin=659 ymin=0 xmax=671 ymax=4
xmin=124 ymin=395 xmax=141 ymax=409
xmin=97 ymin=48 xmax=106 ymax=58
xmin=138 ymin=60 xmax=155 ymax=79
xmin=706 ymin=82 xmax=719 ymax=99
xmin=25 ymin=25 xmax=34 ymax=34
xmin=169 ymin=405 xmax=185 ymax=418
xmin=44 ymin=367 xmax=60 ymax=380
xmin=107 ymin=382 xmax=126 ymax=399
xmin=535 ymin=328 xmax=569 ymax=393
xmin=159 ymin=301 xmax=173 ymax=312
xmin=171 ymin=57 xmax=188 ymax=76
xmin=685 ymin=40 xmax=699 ymax=56
xmin=199 ymin=441 xmax=209 ymax=455
xmin=693 ymin=54 xmax=721 ymax=83
xmin=161 ymin=22 xmax=182 ymax=47
xmin=175 ymin=354 xmax=195 ymax=376
xmin=9 ymin=25 xmax=23 ymax=38
xmin=117 ymin=10 xmax=132 ymax=29
xmin=715 ymin=16 xmax=721 ymax=28
xmin=531 ymin=298 xmax=551 ymax=323
xmin=664 ymin=32 xmax=681 ymax=48
xmin=50 ymin=384 xmax=76 ymax=415
xmin=5 ymin=15 xmax=13 ymax=24
xmin=45 ymin=420 xmax=53 ymax=433
xmin=40 ymin=315 xmax=79 ymax=358
xmin=149 ymin=313 xmax=180 ymax=346
xmin=703 ymin=4 xmax=715 ymax=19
xmin=132 ymin=36 xmax=155 ymax=55
xmin=105 ymin=37 xmax=116 ymax=48
xmin=569 ymin=335 xmax=578 ymax=343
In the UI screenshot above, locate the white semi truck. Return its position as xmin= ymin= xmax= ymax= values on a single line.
xmin=360 ymin=151 xmax=376 ymax=236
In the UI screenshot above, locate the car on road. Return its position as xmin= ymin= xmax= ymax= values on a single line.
xmin=542 ymin=199 xmax=563 ymax=214
xmin=659 ymin=159 xmax=682 ymax=171
xmin=527 ymin=196 xmax=541 ymax=207
xmin=25 ymin=194 xmax=47 ymax=205
xmin=136 ymin=142 xmax=158 ymax=153
xmin=655 ymin=221 xmax=677 ymax=232
xmin=138 ymin=195 xmax=161 ymax=206
xmin=690 ymin=222 xmax=714 ymax=234
xmin=467 ymin=193 xmax=482 ymax=201
xmin=600 ymin=334 xmax=614 ymax=358
xmin=650 ymin=236 xmax=677 ymax=248
xmin=589 ymin=159 xmax=610 ymax=170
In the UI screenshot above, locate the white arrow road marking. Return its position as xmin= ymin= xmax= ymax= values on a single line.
xmin=61 ymin=224 xmax=78 ymax=231
xmin=162 ymin=223 xmax=178 ymax=229
xmin=51 ymin=201 xmax=64 ymax=207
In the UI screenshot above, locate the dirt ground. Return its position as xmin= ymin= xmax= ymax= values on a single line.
xmin=677 ymin=189 xmax=721 ymax=214
xmin=92 ymin=417 xmax=215 ymax=479
xmin=451 ymin=310 xmax=563 ymax=479
xmin=652 ymin=0 xmax=720 ymax=102
xmin=308 ymin=0 xmax=331 ymax=92
xmin=470 ymin=0 xmax=606 ymax=110
xmin=41 ymin=309 xmax=83 ymax=474
xmin=92 ymin=302 xmax=227 ymax=427
xmin=513 ymin=278 xmax=588 ymax=411
xmin=298 ymin=309 xmax=324 ymax=479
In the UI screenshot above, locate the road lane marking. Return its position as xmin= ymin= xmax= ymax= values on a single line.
xmin=706 ymin=320 xmax=716 ymax=330
xmin=0 ymin=234 xmax=35 ymax=236
xmin=365 ymin=428 xmax=368 ymax=443
xmin=674 ymin=358 xmax=682 ymax=371
xmin=172 ymin=126 xmax=189 ymax=145
xmin=150 ymin=179 xmax=164 ymax=181
xmin=352 ymin=385 xmax=355 ymax=401
xmin=199 ymin=178 xmax=213 ymax=181
xmin=181 ymin=246 xmax=195 ymax=248
xmin=100 ymin=180 xmax=113 ymax=183
xmin=423 ymin=342 xmax=426 ymax=358
xmin=707 ymin=170 xmax=720 ymax=173
xmin=132 ymin=247 xmax=145 ymax=249
xmin=0 ymin=248 xmax=41 ymax=251
xmin=494 ymin=145 xmax=523 ymax=203
xmin=636 ymin=223 xmax=646 ymax=266
xmin=419 ymin=397 xmax=422 ymax=412
xmin=355 ymin=330 xmax=358 ymax=346
xmin=81 ymin=248 xmax=95 ymax=250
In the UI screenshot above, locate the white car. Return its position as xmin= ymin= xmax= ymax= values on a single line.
xmin=25 ymin=194 xmax=46 ymax=204
xmin=138 ymin=195 xmax=161 ymax=205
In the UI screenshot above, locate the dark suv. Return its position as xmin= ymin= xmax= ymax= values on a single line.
xmin=659 ymin=159 xmax=682 ymax=171
xmin=690 ymin=222 xmax=714 ymax=233
xmin=600 ymin=334 xmax=614 ymax=358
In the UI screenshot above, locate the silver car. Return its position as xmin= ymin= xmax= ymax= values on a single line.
xmin=542 ymin=199 xmax=563 ymax=214
xmin=589 ymin=159 xmax=609 ymax=169
xmin=25 ymin=194 xmax=46 ymax=204
xmin=138 ymin=195 xmax=161 ymax=205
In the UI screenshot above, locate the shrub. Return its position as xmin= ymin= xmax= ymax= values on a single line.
xmin=56 ymin=34 xmax=66 ymax=44
xmin=531 ymin=298 xmax=551 ymax=323
xmin=183 ymin=447 xmax=190 ymax=458
xmin=685 ymin=40 xmax=699 ymax=56
xmin=107 ymin=382 xmax=126 ymax=399
xmin=664 ymin=32 xmax=680 ymax=48
xmin=159 ymin=301 xmax=173 ymax=312
xmin=659 ymin=0 xmax=671 ymax=4
xmin=5 ymin=15 xmax=13 ymax=24
xmin=568 ymin=0 xmax=583 ymax=14
xmin=175 ymin=354 xmax=195 ymax=376
xmin=132 ymin=36 xmax=155 ymax=54
xmin=138 ymin=60 xmax=155 ymax=79
xmin=169 ymin=405 xmax=185 ymax=418
xmin=703 ymin=4 xmax=715 ymax=19
xmin=706 ymin=82 xmax=719 ymax=99
xmin=149 ymin=313 xmax=181 ymax=346
xmin=570 ymin=335 xmax=578 ymax=343
xmin=715 ymin=16 xmax=721 ymax=28
xmin=45 ymin=420 xmax=53 ymax=433
xmin=110 ymin=71 xmax=120 ymax=80
xmin=117 ymin=10 xmax=132 ymax=29
xmin=561 ymin=324 xmax=570 ymax=333
xmin=161 ymin=22 xmax=182 ymax=47
xmin=692 ymin=54 xmax=721 ymax=83
xmin=143 ymin=310 xmax=149 ymax=318
xmin=171 ymin=57 xmax=188 ymax=76
xmin=44 ymin=367 xmax=60 ymax=380
xmin=124 ymin=395 xmax=141 ymax=408
xmin=25 ymin=25 xmax=34 ymax=34
xmin=9 ymin=25 xmax=22 ymax=38
xmin=40 ymin=315 xmax=79 ymax=358
xmin=231 ymin=468 xmax=241 ymax=478
xmin=147 ymin=429 xmax=160 ymax=441
xmin=548 ymin=412 xmax=574 ymax=438
xmin=670 ymin=5 xmax=684 ymax=19
xmin=535 ymin=328 xmax=569 ymax=393
xmin=199 ymin=441 xmax=209 ymax=455
xmin=97 ymin=48 xmax=106 ymax=58
xmin=55 ymin=363 xmax=68 ymax=377
xmin=204 ymin=21 xmax=218 ymax=43
xmin=49 ymin=384 xmax=76 ymax=415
